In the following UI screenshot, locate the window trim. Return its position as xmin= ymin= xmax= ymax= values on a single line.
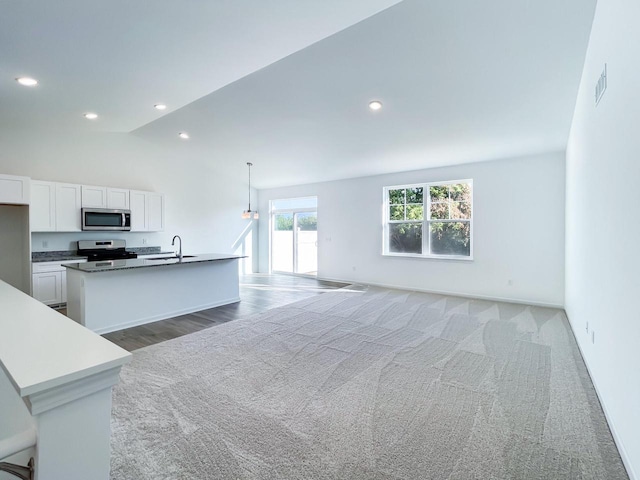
xmin=382 ymin=179 xmax=473 ymax=260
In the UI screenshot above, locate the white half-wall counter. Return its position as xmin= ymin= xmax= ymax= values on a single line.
xmin=0 ymin=279 xmax=131 ymax=480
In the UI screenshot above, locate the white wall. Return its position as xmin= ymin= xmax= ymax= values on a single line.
xmin=565 ymin=0 xmax=640 ymax=477
xmin=259 ymin=152 xmax=565 ymax=306
xmin=0 ymin=205 xmax=30 ymax=293
xmin=0 ymin=129 xmax=258 ymax=273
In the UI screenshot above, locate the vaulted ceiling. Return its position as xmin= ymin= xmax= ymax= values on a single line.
xmin=1 ymin=0 xmax=596 ymax=188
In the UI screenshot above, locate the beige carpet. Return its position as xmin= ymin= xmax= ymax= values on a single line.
xmin=110 ymin=286 xmax=628 ymax=479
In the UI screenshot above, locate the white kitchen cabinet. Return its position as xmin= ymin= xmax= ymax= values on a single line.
xmin=31 ymin=181 xmax=82 ymax=232
xmin=31 ymin=181 xmax=56 ymax=231
xmin=107 ymin=188 xmax=130 ymax=209
xmin=0 ymin=174 xmax=30 ymax=205
xmin=55 ymin=183 xmax=82 ymax=231
xmin=61 ymin=269 xmax=68 ymax=303
xmin=81 ymin=185 xmax=107 ymax=208
xmin=129 ymin=190 xmax=148 ymax=231
xmin=32 ymin=271 xmax=63 ymax=305
xmin=82 ymin=185 xmax=130 ymax=209
xmin=147 ymin=192 xmax=165 ymax=232
xmin=30 ymin=179 xmax=163 ymax=232
xmin=130 ymin=190 xmax=164 ymax=232
xmin=32 ymin=260 xmax=86 ymax=305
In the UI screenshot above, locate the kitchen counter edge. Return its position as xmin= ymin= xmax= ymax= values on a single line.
xmin=64 ymin=253 xmax=246 ymax=273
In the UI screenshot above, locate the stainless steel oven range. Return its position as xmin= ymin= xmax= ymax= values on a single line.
xmin=77 ymin=240 xmax=138 ymax=261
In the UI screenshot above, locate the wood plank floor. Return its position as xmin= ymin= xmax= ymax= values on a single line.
xmin=102 ymin=274 xmax=349 ymax=352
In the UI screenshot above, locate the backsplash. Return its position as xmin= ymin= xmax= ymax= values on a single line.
xmin=31 ymin=231 xmax=164 ymax=252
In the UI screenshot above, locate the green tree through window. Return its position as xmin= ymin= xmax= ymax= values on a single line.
xmin=384 ymin=181 xmax=472 ymax=257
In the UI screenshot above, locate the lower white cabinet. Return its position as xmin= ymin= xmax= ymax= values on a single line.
xmin=33 ymin=271 xmax=63 ymax=305
xmin=32 ymin=260 xmax=86 ymax=306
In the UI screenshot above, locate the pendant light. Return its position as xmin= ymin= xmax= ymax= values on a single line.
xmin=242 ymin=162 xmax=259 ymax=219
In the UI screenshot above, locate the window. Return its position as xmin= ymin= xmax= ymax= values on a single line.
xmin=383 ymin=180 xmax=472 ymax=259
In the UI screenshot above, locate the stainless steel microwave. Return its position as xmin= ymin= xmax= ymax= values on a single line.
xmin=81 ymin=208 xmax=131 ymax=231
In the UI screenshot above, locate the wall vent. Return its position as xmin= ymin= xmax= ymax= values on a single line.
xmin=595 ymin=64 xmax=607 ymax=105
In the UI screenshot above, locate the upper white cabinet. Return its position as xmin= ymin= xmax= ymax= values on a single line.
xmin=29 ymin=179 xmax=163 ymax=232
xmin=31 ymin=181 xmax=82 ymax=232
xmin=129 ymin=190 xmax=148 ymax=231
xmin=55 ymin=183 xmax=82 ymax=231
xmin=82 ymin=185 xmax=130 ymax=209
xmin=147 ymin=193 xmax=165 ymax=232
xmin=0 ymin=174 xmax=30 ymax=205
xmin=31 ymin=181 xmax=56 ymax=231
xmin=107 ymin=188 xmax=130 ymax=209
xmin=81 ymin=185 xmax=107 ymax=208
xmin=130 ymin=190 xmax=164 ymax=232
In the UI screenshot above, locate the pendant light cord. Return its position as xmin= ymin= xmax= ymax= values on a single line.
xmin=247 ymin=162 xmax=252 ymax=211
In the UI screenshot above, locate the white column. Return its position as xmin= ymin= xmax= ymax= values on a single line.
xmin=0 ymin=280 xmax=131 ymax=480
xmin=25 ymin=369 xmax=123 ymax=480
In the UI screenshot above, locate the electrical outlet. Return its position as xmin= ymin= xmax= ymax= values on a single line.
xmin=591 ymin=331 xmax=595 ymax=344
xmin=507 ymin=279 xmax=513 ymax=286
xmin=352 ymin=266 xmax=356 ymax=271
xmin=142 ymin=238 xmax=147 ymax=245
xmin=42 ymin=241 xmax=48 ymax=248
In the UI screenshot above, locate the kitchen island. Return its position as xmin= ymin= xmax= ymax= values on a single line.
xmin=65 ymin=254 xmax=244 ymax=334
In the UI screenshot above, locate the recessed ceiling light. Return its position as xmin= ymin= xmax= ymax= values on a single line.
xmin=154 ymin=104 xmax=167 ymax=110
xmin=178 ymin=132 xmax=189 ymax=140
xmin=369 ymin=100 xmax=383 ymax=111
xmin=16 ymin=77 xmax=38 ymax=87
xmin=84 ymin=112 xmax=98 ymax=120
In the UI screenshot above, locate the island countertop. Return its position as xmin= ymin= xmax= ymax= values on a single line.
xmin=64 ymin=253 xmax=246 ymax=273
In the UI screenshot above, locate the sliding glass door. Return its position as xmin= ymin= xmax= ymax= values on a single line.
xmin=271 ymin=198 xmax=318 ymax=276
xmin=272 ymin=213 xmax=294 ymax=273
xmin=293 ymin=212 xmax=317 ymax=275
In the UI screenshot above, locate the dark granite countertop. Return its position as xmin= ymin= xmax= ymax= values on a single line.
xmin=128 ymin=247 xmax=170 ymax=256
xmin=135 ymin=250 xmax=175 ymax=256
xmin=32 ymin=246 xmax=167 ymax=263
xmin=64 ymin=253 xmax=245 ymax=273
xmin=32 ymin=251 xmax=87 ymax=263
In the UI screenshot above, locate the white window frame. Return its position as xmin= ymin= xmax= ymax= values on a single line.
xmin=382 ymin=179 xmax=473 ymax=260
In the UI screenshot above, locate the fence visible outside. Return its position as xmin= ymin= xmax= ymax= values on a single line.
xmin=272 ymin=230 xmax=317 ymax=275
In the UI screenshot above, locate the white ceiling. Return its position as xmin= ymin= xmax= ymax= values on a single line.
xmin=0 ymin=0 xmax=402 ymax=132
xmin=2 ymin=0 xmax=596 ymax=189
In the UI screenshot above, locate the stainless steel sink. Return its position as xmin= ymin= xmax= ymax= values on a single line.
xmin=146 ymin=255 xmax=197 ymax=261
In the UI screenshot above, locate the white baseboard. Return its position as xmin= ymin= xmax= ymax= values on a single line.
xmin=564 ymin=312 xmax=636 ymax=480
xmin=93 ymin=296 xmax=241 ymax=335
xmin=318 ymin=276 xmax=564 ymax=309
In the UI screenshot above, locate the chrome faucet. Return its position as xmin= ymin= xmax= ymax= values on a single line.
xmin=172 ymin=235 xmax=183 ymax=260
